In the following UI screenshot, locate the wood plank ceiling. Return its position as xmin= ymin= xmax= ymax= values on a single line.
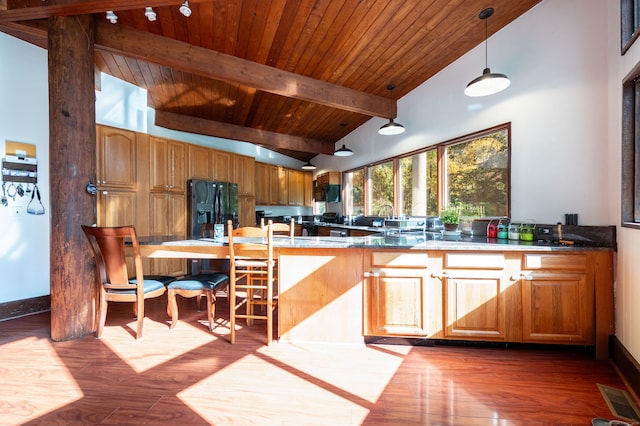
xmin=0 ymin=0 xmax=541 ymax=161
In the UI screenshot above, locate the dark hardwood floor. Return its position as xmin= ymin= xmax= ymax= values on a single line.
xmin=0 ymin=294 xmax=631 ymax=425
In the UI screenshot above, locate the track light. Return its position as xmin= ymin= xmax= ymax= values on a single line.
xmin=334 ymin=144 xmax=353 ymax=157
xmin=464 ymin=7 xmax=511 ymax=97
xmin=378 ymin=118 xmax=405 ymax=136
xmin=301 ymin=161 xmax=316 ymax=170
xmin=179 ymin=1 xmax=192 ymax=17
xmin=105 ymin=11 xmax=118 ymax=24
xmin=145 ymin=7 xmax=157 ymax=22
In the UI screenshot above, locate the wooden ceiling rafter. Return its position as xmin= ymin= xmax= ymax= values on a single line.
xmin=155 ymin=110 xmax=334 ymax=157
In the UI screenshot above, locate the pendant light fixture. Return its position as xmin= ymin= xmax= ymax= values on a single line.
xmin=378 ymin=85 xmax=406 ymax=135
xmin=301 ymin=160 xmax=316 ymax=170
xmin=378 ymin=118 xmax=405 ymax=136
xmin=464 ymin=7 xmax=510 ymax=97
xmin=334 ymin=144 xmax=353 ymax=157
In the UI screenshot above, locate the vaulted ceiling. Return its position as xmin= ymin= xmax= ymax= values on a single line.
xmin=0 ymin=0 xmax=541 ymax=161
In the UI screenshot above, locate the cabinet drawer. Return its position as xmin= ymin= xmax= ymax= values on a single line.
xmin=444 ymin=252 xmax=504 ymax=269
xmin=371 ymin=251 xmax=429 ymax=268
xmin=523 ymin=253 xmax=587 ymax=270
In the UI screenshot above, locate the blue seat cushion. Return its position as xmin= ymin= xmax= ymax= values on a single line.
xmin=169 ymin=273 xmax=229 ymax=291
xmin=142 ymin=275 xmax=177 ymax=285
xmin=111 ymin=279 xmax=166 ymax=294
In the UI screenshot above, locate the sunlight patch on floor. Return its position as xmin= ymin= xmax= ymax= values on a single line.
xmin=100 ymin=317 xmax=219 ymax=373
xmin=0 ymin=336 xmax=83 ymax=424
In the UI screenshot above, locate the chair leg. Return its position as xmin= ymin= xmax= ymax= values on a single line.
xmin=168 ymin=289 xmax=179 ymax=329
xmin=96 ymin=290 xmax=107 ymax=338
xmin=135 ymin=298 xmax=144 ymax=339
xmin=230 ymin=271 xmax=236 ymax=344
xmin=206 ymin=291 xmax=214 ymax=332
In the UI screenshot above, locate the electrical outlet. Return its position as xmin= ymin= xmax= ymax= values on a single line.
xmin=537 ymin=225 xmax=552 ymax=235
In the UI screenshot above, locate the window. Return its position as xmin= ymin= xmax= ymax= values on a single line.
xmin=344 ymin=169 xmax=364 ymax=216
xmin=444 ymin=127 xmax=509 ymax=217
xmin=343 ymin=123 xmax=510 ymax=218
xmin=368 ymin=161 xmax=394 ymax=216
xmin=622 ymin=62 xmax=640 ymax=228
xmin=398 ymin=150 xmax=438 ymax=216
xmin=622 ymin=0 xmax=640 ymax=54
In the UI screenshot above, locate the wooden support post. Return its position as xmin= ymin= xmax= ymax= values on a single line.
xmin=48 ymin=15 xmax=97 ymax=341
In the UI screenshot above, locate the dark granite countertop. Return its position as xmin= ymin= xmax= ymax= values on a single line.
xmin=139 ymin=234 xmax=613 ymax=252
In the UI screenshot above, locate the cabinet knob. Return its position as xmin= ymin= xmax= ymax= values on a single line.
xmin=431 ymin=271 xmax=448 ymax=279
xmin=510 ymin=272 xmax=533 ymax=281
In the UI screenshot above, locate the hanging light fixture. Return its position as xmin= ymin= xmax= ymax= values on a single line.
xmin=378 ymin=118 xmax=405 ymax=136
xmin=145 ymin=7 xmax=157 ymax=22
xmin=378 ymin=85 xmax=405 ymax=135
xmin=334 ymin=144 xmax=353 ymax=157
xmin=464 ymin=7 xmax=510 ymax=97
xmin=105 ymin=11 xmax=118 ymax=24
xmin=179 ymin=1 xmax=192 ymax=17
xmin=301 ymin=161 xmax=316 ymax=170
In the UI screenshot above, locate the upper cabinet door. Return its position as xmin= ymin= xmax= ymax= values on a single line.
xmin=97 ymin=126 xmax=137 ymax=189
xmin=188 ymin=144 xmax=213 ymax=180
xmin=150 ymin=137 xmax=185 ymax=193
xmin=212 ymin=150 xmax=232 ymax=182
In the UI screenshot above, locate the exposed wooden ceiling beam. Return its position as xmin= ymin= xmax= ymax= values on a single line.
xmin=93 ymin=20 xmax=397 ymax=119
xmin=155 ymin=110 xmax=335 ymax=155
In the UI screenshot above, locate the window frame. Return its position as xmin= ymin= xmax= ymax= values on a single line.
xmin=621 ymin=61 xmax=640 ymax=229
xmin=622 ymin=0 xmax=640 ymax=54
xmin=342 ymin=123 xmax=511 ymax=218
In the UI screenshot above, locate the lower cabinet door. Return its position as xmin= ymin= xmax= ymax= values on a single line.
xmin=365 ymin=270 xmax=428 ymax=336
xmin=521 ymin=272 xmax=593 ymax=344
xmin=442 ymin=270 xmax=508 ymax=341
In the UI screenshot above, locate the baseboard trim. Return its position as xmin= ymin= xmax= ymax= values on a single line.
xmin=610 ymin=335 xmax=640 ymax=402
xmin=0 ymin=295 xmax=51 ymax=321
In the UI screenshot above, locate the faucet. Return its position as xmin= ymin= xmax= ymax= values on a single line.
xmin=378 ymin=204 xmax=395 ymax=219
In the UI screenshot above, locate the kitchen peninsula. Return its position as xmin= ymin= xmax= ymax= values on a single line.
xmin=139 ymin=234 xmax=614 ymax=360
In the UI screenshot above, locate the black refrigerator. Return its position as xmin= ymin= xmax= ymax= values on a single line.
xmin=186 ymin=179 xmax=239 ymax=238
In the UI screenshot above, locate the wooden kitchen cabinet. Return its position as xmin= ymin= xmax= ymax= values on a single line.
xmin=96 ymin=125 xmax=137 ymax=190
xmin=268 ymin=164 xmax=280 ymax=205
xmin=363 ymin=251 xmax=437 ymax=337
xmin=188 ymin=144 xmax=213 ymax=180
xmin=303 ymin=171 xmax=313 ymax=206
xmin=277 ymin=166 xmax=288 ymax=205
xmin=148 ymin=192 xmax=186 ymax=276
xmin=238 ymin=194 xmax=255 ymax=227
xmin=233 ymin=154 xmax=255 ymax=196
xmin=436 ymin=252 xmax=520 ymax=342
xmin=212 ymin=149 xmax=232 ymax=182
xmin=518 ymin=253 xmax=594 ymax=345
xmin=288 ymin=170 xmax=304 ymax=206
xmin=149 ymin=136 xmax=185 ymax=193
xmin=97 ymin=189 xmax=137 ymax=227
xmin=255 ymin=162 xmax=269 ymax=205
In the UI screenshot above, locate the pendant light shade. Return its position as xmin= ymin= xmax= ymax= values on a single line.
xmin=334 ymin=144 xmax=353 ymax=157
xmin=465 ymin=8 xmax=510 ymax=97
xmin=301 ymin=160 xmax=316 ymax=170
xmin=378 ymin=118 xmax=405 ymax=136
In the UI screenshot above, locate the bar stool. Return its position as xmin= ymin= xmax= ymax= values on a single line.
xmin=227 ymin=220 xmax=277 ymax=345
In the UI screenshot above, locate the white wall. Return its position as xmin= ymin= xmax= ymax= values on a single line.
xmin=608 ymin=0 xmax=640 ymax=362
xmin=0 ymin=33 xmax=50 ymax=303
xmin=316 ymin=0 xmax=609 ymax=226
